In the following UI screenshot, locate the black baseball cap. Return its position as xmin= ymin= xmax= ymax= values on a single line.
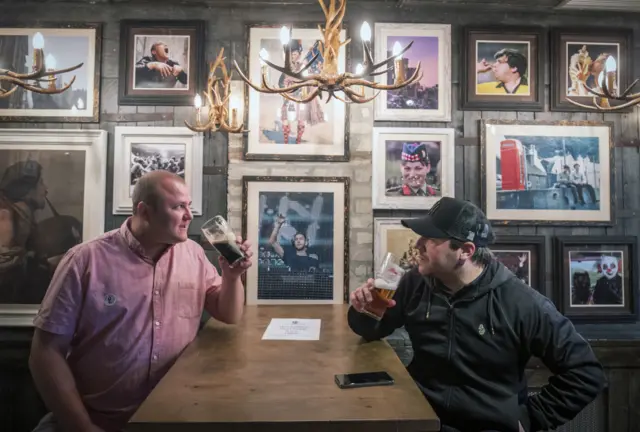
xmin=401 ymin=197 xmax=495 ymax=247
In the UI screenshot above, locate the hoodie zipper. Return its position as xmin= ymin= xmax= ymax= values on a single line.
xmin=442 ymin=295 xmax=479 ymax=410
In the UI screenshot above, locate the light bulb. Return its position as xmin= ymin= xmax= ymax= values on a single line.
xmin=360 ymin=22 xmax=371 ymax=42
xmin=280 ymin=26 xmax=290 ymax=46
xmin=76 ymin=98 xmax=84 ymax=110
xmin=194 ymin=94 xmax=202 ymax=108
xmin=605 ymin=56 xmax=617 ymax=73
xmin=393 ymin=41 xmax=403 ymax=58
xmin=259 ymin=48 xmax=269 ymax=64
xmin=33 ymin=32 xmax=44 ymax=49
xmin=355 ymin=63 xmax=364 ymax=75
xmin=45 ymin=54 xmax=56 ymax=70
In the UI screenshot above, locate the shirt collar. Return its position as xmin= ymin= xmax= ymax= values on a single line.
xmin=120 ymin=217 xmax=148 ymax=259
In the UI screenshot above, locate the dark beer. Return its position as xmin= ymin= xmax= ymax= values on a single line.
xmin=212 ymin=240 xmax=244 ymax=266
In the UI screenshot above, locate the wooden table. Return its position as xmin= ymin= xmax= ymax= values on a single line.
xmin=128 ymin=304 xmax=440 ymax=432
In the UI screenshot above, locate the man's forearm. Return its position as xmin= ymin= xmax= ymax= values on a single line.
xmin=29 ymin=348 xmax=94 ymax=431
xmin=214 ymin=275 xmax=245 ymax=324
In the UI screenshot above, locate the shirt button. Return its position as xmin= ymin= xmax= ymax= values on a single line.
xmin=155 ymin=321 xmax=160 ymax=326
xmin=152 ymin=354 xmax=158 ymax=360
xmin=154 ymin=290 xmax=159 ymax=295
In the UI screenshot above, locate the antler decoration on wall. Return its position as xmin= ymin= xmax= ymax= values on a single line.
xmin=185 ymin=47 xmax=245 ymax=134
xmin=233 ymin=0 xmax=422 ymax=104
xmin=0 ymin=32 xmax=83 ymax=99
xmin=567 ymin=55 xmax=640 ymax=111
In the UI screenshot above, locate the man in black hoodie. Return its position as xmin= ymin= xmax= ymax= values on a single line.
xmin=348 ymin=197 xmax=605 ymax=432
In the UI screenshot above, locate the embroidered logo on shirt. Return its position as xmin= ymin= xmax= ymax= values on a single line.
xmin=478 ymin=324 xmax=486 ymax=336
xmin=104 ymin=294 xmax=117 ymax=306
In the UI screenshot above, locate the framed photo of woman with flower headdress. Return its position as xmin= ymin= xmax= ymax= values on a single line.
xmin=550 ymin=28 xmax=633 ymax=112
xmin=372 ymin=127 xmax=455 ymax=210
xmin=243 ymin=25 xmax=348 ymax=162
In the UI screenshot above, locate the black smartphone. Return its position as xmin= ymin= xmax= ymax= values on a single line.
xmin=334 ymin=371 xmax=394 ymax=389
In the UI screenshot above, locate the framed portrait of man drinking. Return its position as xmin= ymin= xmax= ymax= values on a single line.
xmin=242 ymin=176 xmax=349 ymax=305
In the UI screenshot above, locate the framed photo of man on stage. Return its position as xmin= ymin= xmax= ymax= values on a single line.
xmin=242 ymin=176 xmax=349 ymax=305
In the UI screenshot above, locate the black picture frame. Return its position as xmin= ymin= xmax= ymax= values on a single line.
xmin=118 ymin=20 xmax=205 ymax=106
xmin=480 ymin=119 xmax=615 ymax=226
xmin=554 ymin=236 xmax=638 ymax=323
xmin=241 ymin=176 xmax=350 ymax=304
xmin=240 ymin=22 xmax=350 ymax=162
xmin=491 ymin=235 xmax=547 ymax=295
xmin=550 ymin=27 xmax=634 ymax=112
xmin=461 ymin=26 xmax=545 ymax=111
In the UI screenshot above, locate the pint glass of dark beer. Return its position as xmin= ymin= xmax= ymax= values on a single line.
xmin=362 ymin=253 xmax=405 ymax=320
xmin=201 ymin=215 xmax=245 ymax=266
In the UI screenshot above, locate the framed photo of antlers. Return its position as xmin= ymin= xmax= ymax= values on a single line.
xmin=550 ymin=28 xmax=633 ymax=112
xmin=373 ymin=218 xmax=421 ymax=273
xmin=554 ymin=236 xmax=638 ymax=323
xmin=243 ymin=25 xmax=349 ymax=162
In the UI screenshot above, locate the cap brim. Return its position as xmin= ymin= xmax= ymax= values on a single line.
xmin=401 ymin=216 xmax=449 ymax=239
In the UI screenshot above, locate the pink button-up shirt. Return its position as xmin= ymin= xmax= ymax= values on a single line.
xmin=33 ymin=219 xmax=222 ymax=431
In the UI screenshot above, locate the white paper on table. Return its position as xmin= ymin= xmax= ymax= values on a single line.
xmin=261 ymin=318 xmax=322 ymax=341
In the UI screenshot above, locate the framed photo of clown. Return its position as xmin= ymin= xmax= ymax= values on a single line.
xmin=372 ymin=127 xmax=455 ymax=210
xmin=554 ymin=236 xmax=638 ymax=323
xmin=242 ymin=25 xmax=348 ymax=162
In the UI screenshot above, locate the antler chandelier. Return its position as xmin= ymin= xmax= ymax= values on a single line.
xmin=233 ymin=0 xmax=422 ymax=104
xmin=567 ymin=55 xmax=640 ymax=111
xmin=185 ymin=48 xmax=244 ymax=134
xmin=0 ymin=32 xmax=83 ymax=99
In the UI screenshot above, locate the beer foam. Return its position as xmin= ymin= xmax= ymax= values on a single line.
xmin=226 ymin=231 xmax=236 ymax=243
xmin=374 ymin=278 xmax=397 ymax=291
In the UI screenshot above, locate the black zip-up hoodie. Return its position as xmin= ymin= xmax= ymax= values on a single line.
xmin=348 ymin=260 xmax=606 ymax=432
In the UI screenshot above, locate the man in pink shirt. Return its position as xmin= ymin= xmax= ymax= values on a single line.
xmin=28 ymin=170 xmax=252 ymax=432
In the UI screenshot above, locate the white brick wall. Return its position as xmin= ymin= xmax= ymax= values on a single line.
xmin=227 ymin=97 xmax=375 ymax=294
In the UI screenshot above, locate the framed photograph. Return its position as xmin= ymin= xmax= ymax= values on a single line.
xmin=0 ymin=23 xmax=101 ymax=122
xmin=491 ymin=235 xmax=546 ymax=294
xmin=555 ymin=236 xmax=638 ymax=323
xmin=373 ymin=23 xmax=451 ymax=122
xmin=242 ymin=176 xmax=349 ymax=304
xmin=118 ymin=20 xmax=205 ymax=106
xmin=244 ymin=25 xmax=348 ymax=161
xmin=0 ymin=128 xmax=107 ymax=326
xmin=481 ymin=119 xmax=614 ymax=225
xmin=461 ymin=27 xmax=545 ymax=111
xmin=112 ymin=126 xmax=203 ymax=215
xmin=373 ymin=218 xmax=421 ymax=272
xmin=550 ymin=28 xmax=633 ymax=112
xmin=372 ymin=127 xmax=455 ymax=210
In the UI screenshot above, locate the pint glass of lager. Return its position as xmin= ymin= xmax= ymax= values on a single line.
xmin=201 ymin=215 xmax=245 ymax=266
xmin=362 ymin=253 xmax=406 ymax=320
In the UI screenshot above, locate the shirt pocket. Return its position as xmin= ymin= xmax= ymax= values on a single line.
xmin=177 ymin=281 xmax=202 ymax=319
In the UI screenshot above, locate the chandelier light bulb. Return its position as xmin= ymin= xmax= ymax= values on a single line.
xmin=355 ymin=63 xmax=364 ymax=75
xmin=393 ymin=41 xmax=403 ymax=58
xmin=194 ymin=94 xmax=202 ymax=108
xmin=45 ymin=54 xmax=56 ymax=70
xmin=360 ymin=22 xmax=371 ymax=42
xmin=33 ymin=32 xmax=44 ymax=49
xmin=605 ymin=56 xmax=617 ymax=73
xmin=280 ymin=26 xmax=290 ymax=46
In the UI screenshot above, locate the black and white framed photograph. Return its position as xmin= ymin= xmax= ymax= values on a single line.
xmin=372 ymin=127 xmax=455 ymax=210
xmin=0 ymin=128 xmax=107 ymax=326
xmin=118 ymin=20 xmax=205 ymax=106
xmin=112 ymin=126 xmax=203 ymax=215
xmin=555 ymin=236 xmax=638 ymax=323
xmin=0 ymin=24 xmax=101 ymax=122
xmin=491 ymin=235 xmax=546 ymax=294
xmin=242 ymin=176 xmax=349 ymax=305
xmin=481 ymin=119 xmax=614 ymax=225
xmin=373 ymin=23 xmax=451 ymax=122
xmin=243 ymin=25 xmax=348 ymax=161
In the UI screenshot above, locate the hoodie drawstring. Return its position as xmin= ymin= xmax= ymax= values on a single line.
xmin=487 ymin=290 xmax=496 ymax=335
xmin=425 ymin=289 xmax=433 ymax=319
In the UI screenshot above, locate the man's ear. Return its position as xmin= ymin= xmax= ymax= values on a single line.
xmin=460 ymin=242 xmax=476 ymax=261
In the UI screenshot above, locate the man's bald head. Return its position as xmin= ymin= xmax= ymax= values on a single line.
xmin=132 ymin=170 xmax=186 ymax=215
